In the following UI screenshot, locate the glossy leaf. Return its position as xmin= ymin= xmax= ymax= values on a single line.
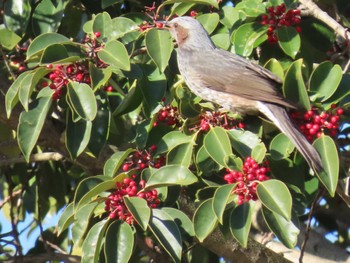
xmin=160 ymin=0 xmax=219 ymax=10
xmin=98 ymin=40 xmax=130 ymax=71
xmin=262 ymin=207 xmax=299 ymax=248
xmin=65 ymin=111 xmax=92 ymax=159
xmin=89 ymin=63 xmax=112 ymax=91
xmin=313 ymin=135 xmax=339 ymax=196
xmin=270 ymin=133 xmax=295 ymax=160
xmin=26 ymin=33 xmax=70 ymax=59
xmin=235 ymin=0 xmax=266 ymax=17
xmin=197 ymin=13 xmax=220 ymax=34
xmin=4 ymin=0 xmax=31 ymax=36
xmin=81 ymin=219 xmax=109 ymax=263
xmin=204 ymin=127 xmax=233 ymax=167
xmin=277 ymin=27 xmax=300 ymax=59
xmin=145 ymin=165 xmax=198 ymax=189
xmin=167 ymin=142 xmax=195 ymax=167
xmin=149 ymin=209 xmax=182 ymax=263
xmin=146 ymin=29 xmax=173 ymax=72
xmin=196 ymin=145 xmax=222 ymax=174
xmin=103 ymin=149 xmax=135 ymax=177
xmin=40 ymin=43 xmax=83 ymax=64
xmin=57 ymin=203 xmax=74 ymax=236
xmin=257 ymin=180 xmax=292 ymax=220
xmin=93 ymin=12 xmax=112 ymax=40
xmin=213 ymin=184 xmax=236 ymax=223
xmin=234 ymin=23 xmax=267 ymax=57
xmin=18 ymin=67 xmax=50 ymax=111
xmin=0 ymin=29 xmax=21 ymax=50
xmin=124 ymin=196 xmax=151 ymax=231
xmin=309 ymin=61 xmax=342 ymax=102
xmin=227 ymin=129 xmax=262 ymax=157
xmin=161 ymin=207 xmax=195 ymax=237
xmin=32 ymin=0 xmax=66 ymax=35
xmin=283 ymin=59 xmax=311 ymax=110
xmin=111 ymin=17 xmax=139 ymax=39
xmin=5 ymin=71 xmax=32 ymax=118
xmin=193 ymin=198 xmax=217 ymax=242
xmin=264 ymin=58 xmax=284 ymax=81
xmin=75 ymin=180 xmax=116 ymax=212
xmin=229 ymin=202 xmax=253 ymax=248
xmin=157 ymin=131 xmax=194 ymax=154
xmin=17 ymin=88 xmax=53 ymax=162
xmin=220 ymin=6 xmax=241 ymax=28
xmin=251 ymin=143 xmax=267 ymax=164
xmin=104 ymin=221 xmax=134 ymax=263
xmin=67 ymin=81 xmax=97 ymax=121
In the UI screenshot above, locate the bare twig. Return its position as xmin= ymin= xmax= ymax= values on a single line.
xmin=0 ymin=189 xmax=22 ymax=209
xmin=0 ymin=45 xmax=17 ymax=81
xmin=299 ymin=0 xmax=350 ymax=41
xmin=0 ymin=152 xmax=64 ymax=167
xmin=299 ymin=189 xmax=324 ymax=263
xmin=2 ymin=253 xmax=81 ymax=263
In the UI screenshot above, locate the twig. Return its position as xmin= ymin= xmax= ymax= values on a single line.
xmin=0 ymin=152 xmax=64 ymax=167
xmin=0 ymin=45 xmax=17 ymax=81
xmin=39 ymin=237 xmax=67 ymax=254
xmin=0 ymin=189 xmax=22 ymax=209
xmin=298 ymin=0 xmax=350 ymax=41
xmin=2 ymin=253 xmax=81 ymax=263
xmin=299 ymin=189 xmax=324 ymax=263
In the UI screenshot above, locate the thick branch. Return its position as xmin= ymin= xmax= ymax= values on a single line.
xmin=0 ymin=152 xmax=64 ymax=167
xmin=2 ymin=253 xmax=81 ymax=263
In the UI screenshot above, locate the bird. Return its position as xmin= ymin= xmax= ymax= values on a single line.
xmin=164 ymin=16 xmax=323 ymax=174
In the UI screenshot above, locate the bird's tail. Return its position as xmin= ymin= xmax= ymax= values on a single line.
xmin=258 ymin=102 xmax=323 ymax=174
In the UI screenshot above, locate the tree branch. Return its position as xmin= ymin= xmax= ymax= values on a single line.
xmin=2 ymin=253 xmax=81 ymax=263
xmin=0 ymin=152 xmax=64 ymax=167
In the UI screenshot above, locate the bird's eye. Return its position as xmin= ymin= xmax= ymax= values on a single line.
xmin=174 ymin=23 xmax=178 ymax=28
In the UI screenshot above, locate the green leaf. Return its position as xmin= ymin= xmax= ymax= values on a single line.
xmin=27 ymin=33 xmax=70 ymax=59
xmin=213 ymin=184 xmax=236 ymax=223
xmin=193 ymin=198 xmax=217 ymax=242
xmin=17 ymin=88 xmax=53 ymax=162
xmin=313 ymin=135 xmax=339 ymax=196
xmin=149 ymin=209 xmax=182 ymax=263
xmin=270 ymin=133 xmax=295 ymax=160
xmin=104 ymin=221 xmax=134 ymax=263
xmin=160 ymin=0 xmax=219 ymax=10
xmin=18 ymin=67 xmax=50 ymax=111
xmin=283 ymin=59 xmax=311 ymax=110
xmin=145 ymin=165 xmax=198 ymax=189
xmin=229 ymin=202 xmax=253 ymax=248
xmin=264 ymin=58 xmax=284 ymax=81
xmin=262 ymin=207 xmax=300 ymax=248
xmin=112 ymin=85 xmax=143 ymax=116
xmin=211 ymin=33 xmax=230 ymax=50
xmin=235 ymin=0 xmax=266 ymax=17
xmin=40 ymin=43 xmax=83 ymax=64
xmin=4 ymin=0 xmax=31 ymax=36
xmin=111 ymin=17 xmax=139 ymax=39
xmin=98 ymin=40 xmax=130 ymax=71
xmin=93 ymin=12 xmax=112 ymax=41
xmin=72 ymin=202 xmax=98 ymax=246
xmin=196 ymin=145 xmax=221 ymax=174
xmin=227 ymin=129 xmax=262 ymax=157
xmin=103 ymin=149 xmax=135 ymax=177
xmin=5 ymin=71 xmax=32 ymax=118
xmin=67 ymin=81 xmax=97 ymax=121
xmin=146 ymin=29 xmax=173 ymax=73
xmin=161 ymin=208 xmax=195 ymax=237
xmin=220 ymin=6 xmax=241 ymax=28
xmin=158 ymin=131 xmax=194 ymax=154
xmin=57 ymin=203 xmax=74 ymax=236
xmin=65 ymin=111 xmax=92 ymax=159
xmin=75 ymin=180 xmax=116 ymax=212
xmin=251 ymin=143 xmax=266 ymax=163
xmin=82 ymin=219 xmax=109 ymax=263
xmin=167 ymin=142 xmax=195 ymax=167
xmin=124 ymin=196 xmax=151 ymax=231
xmin=32 ymin=0 xmax=66 ymax=36
xmin=0 ymin=29 xmax=21 ymax=50
xmin=257 ymin=180 xmax=292 ymax=220
xmin=309 ymin=61 xmax=342 ymax=102
xmin=89 ymin=63 xmax=112 ymax=91
xmin=102 ymin=0 xmax=123 ymax=9
xmin=277 ymin=27 xmax=300 ymax=59
xmin=204 ymin=127 xmax=232 ymax=167
xmin=197 ymin=13 xmax=220 ymax=34
xmin=234 ymin=23 xmax=267 ymax=57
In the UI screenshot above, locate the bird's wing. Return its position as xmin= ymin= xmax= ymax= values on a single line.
xmin=190 ymin=48 xmax=296 ymax=109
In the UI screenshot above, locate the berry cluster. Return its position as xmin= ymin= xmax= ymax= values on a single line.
xmin=153 ymin=105 xmax=181 ymax=127
xmin=9 ymin=46 xmax=28 ymax=72
xmin=261 ymin=4 xmax=301 ymax=44
xmin=122 ymin=145 xmax=166 ymax=171
xmin=194 ymin=111 xmax=245 ymax=132
xmin=41 ymin=63 xmax=91 ymax=100
xmin=104 ymin=177 xmax=160 ymax=224
xmin=291 ymin=104 xmax=344 ymax=141
xmin=224 ymin=157 xmax=270 ymax=205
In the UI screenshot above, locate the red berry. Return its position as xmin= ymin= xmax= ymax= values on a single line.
xmin=122 ymin=164 xmax=130 ymax=172
xmin=94 ymin=31 xmax=101 ymax=38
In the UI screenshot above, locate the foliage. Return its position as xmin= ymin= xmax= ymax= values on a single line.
xmin=0 ymin=0 xmax=349 ymax=262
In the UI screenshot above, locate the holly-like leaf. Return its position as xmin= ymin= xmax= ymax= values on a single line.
xmin=213 ymin=184 xmax=236 ymax=223
xmin=124 ymin=196 xmax=151 ymax=231
xmin=257 ymin=180 xmax=292 ymax=220
xmin=146 ymin=29 xmax=173 ymax=73
xmin=193 ymin=198 xmax=217 ymax=242
xmin=270 ymin=133 xmax=295 ymax=160
xmin=98 ymin=40 xmax=130 ymax=71
xmin=204 ymin=127 xmax=232 ymax=167
xmin=103 ymin=149 xmax=135 ymax=177
xmin=277 ymin=27 xmax=300 ymax=59
xmin=197 ymin=13 xmax=220 ymax=34
xmin=229 ymin=202 xmax=253 ymax=248
xmin=0 ymin=29 xmax=21 ymax=50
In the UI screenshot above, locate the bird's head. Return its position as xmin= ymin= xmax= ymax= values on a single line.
xmin=165 ymin=16 xmax=215 ymax=50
